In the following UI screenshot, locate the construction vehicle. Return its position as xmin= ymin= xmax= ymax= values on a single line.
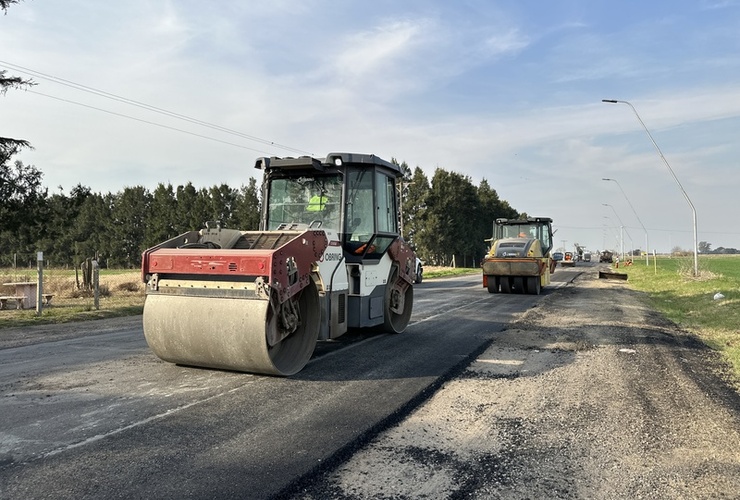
xmin=561 ymin=251 xmax=576 ymax=267
xmin=599 ymin=250 xmax=614 ymax=263
xmin=481 ymin=217 xmax=556 ymax=295
xmin=561 ymin=243 xmax=584 ymax=268
xmin=574 ymin=243 xmax=584 ymax=261
xmin=141 ymin=152 xmax=417 ymax=376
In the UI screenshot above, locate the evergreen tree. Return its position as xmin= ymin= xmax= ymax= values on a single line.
xmin=425 ymin=168 xmax=481 ymax=266
xmin=146 ymin=183 xmax=178 ymax=247
xmin=72 ymin=192 xmax=111 ymax=266
xmin=477 ymin=179 xmax=519 ymax=255
xmin=174 ymin=183 xmax=204 ymax=232
xmin=403 ymin=167 xmax=431 ymax=257
xmin=207 ymin=183 xmax=239 ymax=227
xmin=34 ymin=188 xmax=74 ymax=265
xmin=233 ymin=178 xmax=261 ymax=230
xmin=0 ymin=160 xmax=46 ymax=265
xmin=109 ymin=186 xmax=152 ymax=268
xmin=0 ymin=1 xmax=23 ymax=13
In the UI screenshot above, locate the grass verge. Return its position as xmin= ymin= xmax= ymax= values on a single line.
xmin=617 ymin=255 xmax=740 ymax=385
xmin=424 ymin=266 xmax=480 ymax=279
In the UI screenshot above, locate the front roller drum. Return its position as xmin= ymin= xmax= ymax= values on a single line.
xmin=143 ymin=282 xmax=320 ymax=376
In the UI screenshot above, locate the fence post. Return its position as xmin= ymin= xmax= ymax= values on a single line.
xmin=93 ymin=260 xmax=100 ymax=310
xmin=36 ymin=251 xmax=44 ymax=316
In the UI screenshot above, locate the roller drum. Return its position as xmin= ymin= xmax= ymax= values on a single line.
xmin=143 ymin=284 xmax=320 ymax=376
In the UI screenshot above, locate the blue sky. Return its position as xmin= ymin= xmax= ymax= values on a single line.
xmin=3 ymin=0 xmax=740 ymax=254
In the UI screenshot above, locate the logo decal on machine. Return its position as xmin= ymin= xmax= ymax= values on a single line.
xmin=323 ymin=252 xmax=343 ymax=261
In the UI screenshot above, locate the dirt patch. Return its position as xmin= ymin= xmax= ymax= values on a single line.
xmin=0 ymin=316 xmax=143 ymax=350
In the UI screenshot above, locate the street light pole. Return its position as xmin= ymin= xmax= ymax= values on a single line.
xmin=603 ymin=203 xmax=634 ymax=261
xmin=602 ymin=178 xmax=649 ymax=265
xmin=602 ymin=217 xmax=622 ymax=256
xmin=602 ymin=99 xmax=698 ymax=276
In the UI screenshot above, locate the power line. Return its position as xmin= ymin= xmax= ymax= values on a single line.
xmin=29 ymin=90 xmax=273 ymax=154
xmin=0 ymin=60 xmax=313 ymax=156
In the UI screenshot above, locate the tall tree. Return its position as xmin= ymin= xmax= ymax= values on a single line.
xmin=1 ymin=70 xmax=34 ymax=164
xmin=0 ymin=1 xmax=23 ymax=13
xmin=402 ymin=166 xmax=430 ymax=255
xmin=207 ymin=183 xmax=239 ymax=227
xmin=477 ymin=178 xmax=519 ymax=244
xmin=425 ymin=168 xmax=481 ymax=266
xmin=1 ymin=2 xmax=41 ymax=265
xmin=35 ymin=188 xmax=74 ymax=265
xmin=174 ymin=182 xmax=211 ymax=232
xmin=233 ymin=178 xmax=261 ymax=230
xmin=392 ymin=158 xmax=411 ymax=238
xmin=108 ymin=186 xmax=152 ymax=268
xmin=72 ymin=191 xmax=111 ymax=265
xmin=0 ymin=160 xmax=46 ymax=266
xmin=146 ymin=183 xmax=178 ymax=247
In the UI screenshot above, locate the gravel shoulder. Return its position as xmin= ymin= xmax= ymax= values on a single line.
xmin=288 ymin=267 xmax=740 ymax=499
xmin=0 ymin=315 xmax=142 ymax=350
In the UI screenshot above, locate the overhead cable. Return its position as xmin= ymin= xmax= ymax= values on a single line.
xmin=0 ymin=60 xmax=312 ymax=156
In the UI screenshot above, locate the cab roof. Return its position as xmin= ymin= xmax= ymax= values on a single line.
xmin=254 ymin=152 xmax=401 ymax=176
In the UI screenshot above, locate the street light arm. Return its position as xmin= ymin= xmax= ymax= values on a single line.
xmin=608 ymin=101 xmax=696 ymax=212
xmin=602 ymin=98 xmax=698 ymax=276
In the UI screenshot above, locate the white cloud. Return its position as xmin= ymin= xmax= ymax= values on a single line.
xmin=482 ymin=28 xmax=530 ymax=57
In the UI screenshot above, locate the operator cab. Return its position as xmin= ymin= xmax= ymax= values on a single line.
xmin=256 ymin=152 xmax=403 ymax=261
xmin=493 ymin=217 xmax=554 ymax=256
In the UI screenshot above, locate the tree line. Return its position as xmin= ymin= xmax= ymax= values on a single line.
xmin=1 ymin=155 xmax=519 ymax=269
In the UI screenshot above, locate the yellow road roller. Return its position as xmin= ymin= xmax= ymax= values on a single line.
xmin=481 ymin=217 xmax=556 ymax=295
xmin=141 ymin=153 xmax=417 ymax=376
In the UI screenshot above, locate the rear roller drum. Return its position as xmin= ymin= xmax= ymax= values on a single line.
xmin=383 ymin=264 xmax=414 ymax=333
xmin=264 ymin=280 xmax=321 ymax=375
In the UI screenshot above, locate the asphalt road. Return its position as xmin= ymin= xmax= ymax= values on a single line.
xmin=0 ymin=269 xmax=579 ymax=500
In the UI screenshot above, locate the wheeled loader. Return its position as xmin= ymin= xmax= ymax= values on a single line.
xmin=481 ymin=217 xmax=556 ymax=295
xmin=141 ymin=153 xmax=417 ymax=376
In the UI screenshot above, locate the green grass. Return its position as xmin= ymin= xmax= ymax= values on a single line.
xmin=424 ymin=266 xmax=480 ymax=279
xmin=0 ymin=304 xmax=144 ymax=328
xmin=619 ymin=255 xmax=740 ymax=383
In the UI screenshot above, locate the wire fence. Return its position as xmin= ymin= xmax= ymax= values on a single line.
xmin=0 ymin=266 xmax=144 ymax=313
